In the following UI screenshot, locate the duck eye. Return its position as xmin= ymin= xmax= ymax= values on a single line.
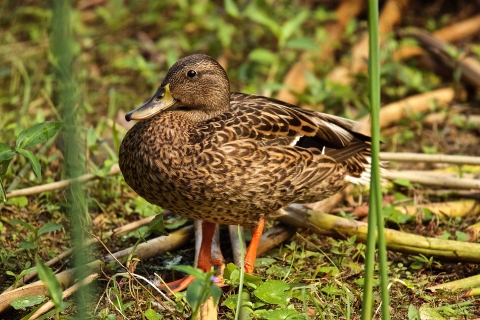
xmin=187 ymin=70 xmax=197 ymax=78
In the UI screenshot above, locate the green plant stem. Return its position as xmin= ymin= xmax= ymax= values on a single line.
xmin=362 ymin=0 xmax=390 ymax=318
xmin=235 ymin=225 xmax=250 ymax=320
xmin=50 ymin=0 xmax=89 ymax=317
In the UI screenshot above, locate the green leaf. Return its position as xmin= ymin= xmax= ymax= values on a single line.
xmin=144 ymin=214 xmax=167 ymax=237
xmin=144 ymin=308 xmax=163 ymax=320
xmin=407 ymin=304 xmax=420 ymax=320
xmin=173 ymin=265 xmax=206 ymax=280
xmin=10 ymin=295 xmax=46 ymax=310
xmin=279 ymin=11 xmax=309 ymax=47
xmin=0 ymin=143 xmax=16 ymax=162
xmin=1 ymin=159 xmax=12 ymax=175
xmin=393 ymin=178 xmax=411 ymax=187
xmin=19 ymin=241 xmax=37 ymax=250
xmin=419 ymin=304 xmax=446 ymax=320
xmin=254 ymin=257 xmax=276 ymax=267
xmin=16 ymin=148 xmax=42 ymax=181
xmin=249 ymin=49 xmax=278 ymax=64
xmin=224 ymin=0 xmax=239 ymax=18
xmin=10 ymin=219 xmax=36 ymax=233
xmin=35 ymin=256 xmax=63 ymax=310
xmin=285 ymin=37 xmax=318 ymax=50
xmin=6 ymin=196 xmax=28 ymax=208
xmin=455 ymin=231 xmax=469 ymax=242
xmin=0 ymin=180 xmax=6 ymax=203
xmin=186 ymin=278 xmax=210 ymax=315
xmin=246 ymin=7 xmax=280 ymax=38
xmin=253 ymin=280 xmax=291 ymax=308
xmin=38 ymin=222 xmax=63 ymax=236
xmin=16 ymin=121 xmax=62 ymax=149
xmin=221 ymin=294 xmax=238 ymax=310
xmin=261 ymin=308 xmax=303 ymax=320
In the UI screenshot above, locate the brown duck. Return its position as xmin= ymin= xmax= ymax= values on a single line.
xmin=119 ymin=54 xmax=371 ymax=291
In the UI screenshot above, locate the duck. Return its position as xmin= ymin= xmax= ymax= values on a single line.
xmin=119 ymin=54 xmax=372 ymax=291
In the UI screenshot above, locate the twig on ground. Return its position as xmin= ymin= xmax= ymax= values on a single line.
xmin=5 ymin=164 xmax=121 ymax=199
xmin=380 ymin=152 xmax=480 ymax=165
xmin=29 ymin=274 xmax=99 ymax=320
xmin=400 ymin=28 xmax=480 ymax=88
xmin=358 ymin=88 xmax=464 ymax=134
xmin=257 ymin=223 xmax=297 ymax=256
xmin=3 ymin=215 xmax=157 ymax=292
xmin=395 ymin=199 xmax=480 ymax=218
xmin=0 ymin=226 xmax=193 ymax=312
xmin=384 ymin=170 xmax=480 ymax=189
xmin=427 ymin=274 xmax=480 ymax=293
xmin=285 ymin=204 xmax=480 ymax=263
xmin=394 ymin=14 xmax=480 ymax=61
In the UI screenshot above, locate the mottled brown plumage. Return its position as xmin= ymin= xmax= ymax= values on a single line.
xmin=119 ymin=54 xmax=371 ymax=229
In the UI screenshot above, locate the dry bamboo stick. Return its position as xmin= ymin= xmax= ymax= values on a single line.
xmin=288 ymin=205 xmax=480 ymax=263
xmin=0 ymin=226 xmax=193 ymax=312
xmin=384 ymin=170 xmax=480 ymax=189
xmin=394 ymin=14 xmax=480 ymax=61
xmin=5 ymin=164 xmax=121 ymax=199
xmin=29 ymin=274 xmax=99 ymax=320
xmin=358 ymin=88 xmax=460 ymax=133
xmin=380 ymin=152 xmax=480 ymax=165
xmin=3 ymin=215 xmax=157 ymax=292
xmin=427 ymin=274 xmax=480 ymax=292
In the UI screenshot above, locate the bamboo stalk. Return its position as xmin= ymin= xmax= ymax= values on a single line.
xmin=427 ymin=274 xmax=480 ymax=292
xmin=287 ymin=206 xmax=480 ymax=263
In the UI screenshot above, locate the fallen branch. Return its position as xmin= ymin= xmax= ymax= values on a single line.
xmin=29 ymin=273 xmax=99 ymax=320
xmin=401 ymin=28 xmax=480 ymax=88
xmin=5 ymin=164 xmax=121 ymax=199
xmin=427 ymin=274 xmax=480 ymax=293
xmin=3 ymin=215 xmax=157 ymax=292
xmin=379 ymin=152 xmax=480 ymax=166
xmin=395 ymin=200 xmax=480 ymax=218
xmin=0 ymin=226 xmax=193 ymax=313
xmin=384 ymin=170 xmax=480 ymax=189
xmin=285 ymin=204 xmax=480 ymax=263
xmin=358 ymin=88 xmax=463 ymax=133
xmin=394 ymin=14 xmax=480 ymax=61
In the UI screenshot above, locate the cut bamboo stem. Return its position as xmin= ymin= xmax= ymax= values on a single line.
xmin=427 ymin=274 xmax=480 ymax=292
xmin=285 ymin=205 xmax=480 ymax=263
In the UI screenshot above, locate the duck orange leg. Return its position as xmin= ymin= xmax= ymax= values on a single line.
xmin=244 ymin=218 xmax=265 ymax=274
xmin=160 ymin=221 xmax=218 ymax=293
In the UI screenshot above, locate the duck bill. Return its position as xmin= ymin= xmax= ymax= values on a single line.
xmin=125 ymin=84 xmax=177 ymax=121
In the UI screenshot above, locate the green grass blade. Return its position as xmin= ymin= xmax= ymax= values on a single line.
xmin=362 ymin=0 xmax=390 ymax=319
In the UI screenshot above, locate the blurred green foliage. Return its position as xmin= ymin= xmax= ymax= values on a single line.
xmin=1 ymin=0 xmax=444 ymax=155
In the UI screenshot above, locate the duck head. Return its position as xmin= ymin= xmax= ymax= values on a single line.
xmin=125 ymin=54 xmax=231 ymax=122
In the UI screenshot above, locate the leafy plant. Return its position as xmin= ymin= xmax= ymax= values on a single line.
xmin=0 ymin=121 xmax=62 ymax=201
